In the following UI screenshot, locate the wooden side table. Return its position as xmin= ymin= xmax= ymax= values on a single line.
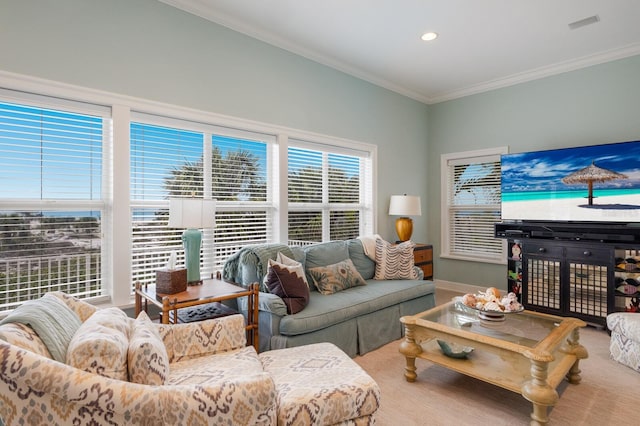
xmin=413 ymin=243 xmax=433 ymax=280
xmin=135 ymin=278 xmax=259 ymax=352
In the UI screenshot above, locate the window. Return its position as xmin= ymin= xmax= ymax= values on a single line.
xmin=288 ymin=140 xmax=374 ymax=245
xmin=130 ymin=114 xmax=275 ymax=286
xmin=441 ymin=148 xmax=507 ymax=263
xmin=0 ymin=98 xmax=108 ymax=312
xmin=0 ymin=74 xmax=376 ymax=310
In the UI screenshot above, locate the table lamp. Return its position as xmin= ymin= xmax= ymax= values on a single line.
xmin=168 ymin=198 xmax=216 ymax=285
xmin=388 ymin=194 xmax=421 ymax=242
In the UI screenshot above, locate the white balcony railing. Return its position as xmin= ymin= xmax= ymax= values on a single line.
xmin=0 ymin=252 xmax=101 ymax=313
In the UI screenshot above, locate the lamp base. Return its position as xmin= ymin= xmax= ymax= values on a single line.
xmin=395 ymin=217 xmax=413 ymax=242
xmin=182 ymin=228 xmax=202 ymax=284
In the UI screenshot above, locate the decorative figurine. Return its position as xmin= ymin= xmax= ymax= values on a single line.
xmin=511 ymin=243 xmax=521 ymax=260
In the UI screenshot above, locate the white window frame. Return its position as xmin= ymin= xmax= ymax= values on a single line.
xmin=0 ymin=90 xmax=112 ymax=308
xmin=0 ymin=71 xmax=377 ymax=308
xmin=440 ymin=147 xmax=508 ymax=264
xmin=287 ymin=138 xmax=374 ymax=244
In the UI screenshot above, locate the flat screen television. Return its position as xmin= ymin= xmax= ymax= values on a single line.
xmin=501 ymin=140 xmax=640 ymax=223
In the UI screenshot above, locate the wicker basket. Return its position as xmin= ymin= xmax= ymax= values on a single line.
xmin=156 ymin=269 xmax=187 ymax=294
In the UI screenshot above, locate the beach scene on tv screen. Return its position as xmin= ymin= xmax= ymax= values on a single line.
xmin=501 ymin=140 xmax=640 ymax=222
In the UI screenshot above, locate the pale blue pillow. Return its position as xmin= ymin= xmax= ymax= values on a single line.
xmin=0 ymin=293 xmax=82 ymax=362
xmin=346 ymin=239 xmax=376 ymax=280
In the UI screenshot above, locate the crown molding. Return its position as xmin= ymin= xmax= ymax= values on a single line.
xmin=428 ymin=42 xmax=640 ymax=104
xmin=160 ymin=1 xmax=640 ymax=105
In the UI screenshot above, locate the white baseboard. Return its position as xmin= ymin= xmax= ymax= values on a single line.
xmin=433 ymin=279 xmax=487 ymax=295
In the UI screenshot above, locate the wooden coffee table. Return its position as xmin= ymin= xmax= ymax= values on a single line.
xmin=399 ymin=301 xmax=588 ymax=425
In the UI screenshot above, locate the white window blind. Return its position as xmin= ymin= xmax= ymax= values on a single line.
xmin=211 ymin=134 xmax=272 ymax=271
xmin=0 ymin=99 xmax=106 ymax=311
xmin=130 ymin=117 xmax=274 ymax=285
xmin=288 ymin=141 xmax=373 ymax=245
xmin=442 ymin=149 xmax=506 ymax=263
xmin=130 ymin=121 xmax=202 ymax=287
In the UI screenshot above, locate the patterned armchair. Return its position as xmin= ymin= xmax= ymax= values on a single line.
xmin=0 ymin=292 xmax=276 ymax=425
xmin=0 ymin=292 xmax=380 ymax=425
xmin=607 ymin=312 xmax=640 ymax=373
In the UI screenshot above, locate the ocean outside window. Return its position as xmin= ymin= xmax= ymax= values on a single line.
xmin=0 ymin=101 xmax=105 ymax=312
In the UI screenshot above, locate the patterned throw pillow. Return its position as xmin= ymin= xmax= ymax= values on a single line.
xmin=66 ymin=307 xmax=130 ymax=381
xmin=128 ymin=311 xmax=170 ymax=385
xmin=264 ymin=259 xmax=310 ymax=314
xmin=308 ymin=258 xmax=367 ymax=295
xmin=374 ymin=238 xmax=418 ymax=280
xmin=276 ymin=252 xmax=309 ymax=287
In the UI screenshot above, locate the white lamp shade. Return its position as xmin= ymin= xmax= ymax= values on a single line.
xmin=168 ymin=198 xmax=216 ymax=229
xmin=388 ymin=195 xmax=421 ymax=216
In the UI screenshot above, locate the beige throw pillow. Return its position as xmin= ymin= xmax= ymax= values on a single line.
xmin=66 ymin=307 xmax=130 ymax=381
xmin=128 ymin=311 xmax=170 ymax=385
xmin=308 ymin=259 xmax=367 ymax=295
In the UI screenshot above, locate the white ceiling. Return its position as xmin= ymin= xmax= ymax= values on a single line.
xmin=160 ymin=0 xmax=640 ymax=104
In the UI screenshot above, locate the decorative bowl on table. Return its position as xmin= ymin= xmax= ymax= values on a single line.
xmin=459 ymin=287 xmax=523 ymax=322
xmin=437 ymin=340 xmax=474 ymax=359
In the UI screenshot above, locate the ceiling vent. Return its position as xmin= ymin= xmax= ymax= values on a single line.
xmin=568 ymin=15 xmax=600 ymax=30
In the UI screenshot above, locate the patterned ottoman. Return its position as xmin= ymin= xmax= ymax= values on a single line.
xmin=259 ymin=342 xmax=380 ymax=425
xmin=607 ymin=312 xmax=640 ymax=372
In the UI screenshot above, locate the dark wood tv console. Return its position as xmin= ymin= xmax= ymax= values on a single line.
xmin=496 ymin=223 xmax=640 ymax=326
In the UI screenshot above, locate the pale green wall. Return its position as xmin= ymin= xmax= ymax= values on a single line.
xmin=428 ymin=54 xmax=640 ymax=289
xmin=4 ymin=0 xmax=640 ymax=289
xmin=0 ymin=0 xmax=430 ymax=242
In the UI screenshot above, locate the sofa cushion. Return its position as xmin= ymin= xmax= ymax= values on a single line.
xmin=169 ymin=346 xmax=263 ymax=386
xmin=289 ymin=246 xmax=307 ymax=264
xmin=0 ymin=293 xmax=83 ymax=363
xmin=304 ymin=241 xmax=350 ymax=285
xmin=374 ymin=239 xmax=418 ymax=280
xmin=66 ymin=307 xmax=130 ymax=380
xmin=129 ymin=311 xmax=170 ymax=385
xmin=279 ymin=279 xmax=435 ymax=336
xmin=347 ymin=239 xmax=376 ymax=280
xmin=264 ymin=258 xmax=310 ymax=314
xmin=308 ymin=259 xmax=367 ymax=295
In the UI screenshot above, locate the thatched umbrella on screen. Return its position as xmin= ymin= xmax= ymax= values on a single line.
xmin=561 ymin=161 xmax=627 ymax=205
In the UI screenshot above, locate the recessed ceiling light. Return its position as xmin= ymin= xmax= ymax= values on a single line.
xmin=421 ymin=32 xmax=438 ymax=42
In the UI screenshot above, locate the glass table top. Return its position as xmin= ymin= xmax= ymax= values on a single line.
xmin=416 ymin=300 xmax=563 ymax=348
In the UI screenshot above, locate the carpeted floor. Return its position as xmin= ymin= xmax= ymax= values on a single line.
xmin=354 ymin=289 xmax=638 ymax=425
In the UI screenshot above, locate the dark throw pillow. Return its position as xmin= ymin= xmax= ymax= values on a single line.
xmin=264 ymin=259 xmax=310 ymax=314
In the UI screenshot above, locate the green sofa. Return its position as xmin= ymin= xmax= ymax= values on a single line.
xmin=223 ymin=239 xmax=436 ymax=356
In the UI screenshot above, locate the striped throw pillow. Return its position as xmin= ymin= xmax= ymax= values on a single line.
xmin=374 ymin=238 xmax=418 ymax=280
